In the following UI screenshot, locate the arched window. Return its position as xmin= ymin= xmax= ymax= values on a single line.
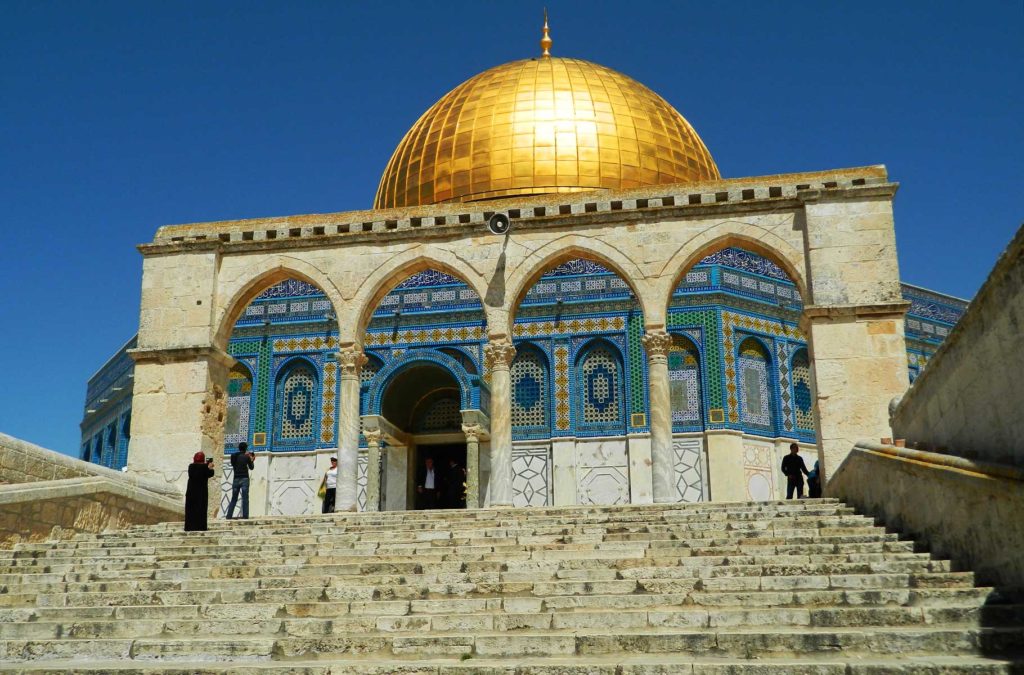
xmin=669 ymin=334 xmax=704 ymax=431
xmin=791 ymin=348 xmax=814 ymax=433
xmin=225 ymin=363 xmax=253 ymax=447
xmin=577 ymin=341 xmax=625 ymax=434
xmin=737 ymin=338 xmax=774 ymax=433
xmin=274 ymin=360 xmax=318 ymax=446
xmin=511 ymin=344 xmax=550 ymax=436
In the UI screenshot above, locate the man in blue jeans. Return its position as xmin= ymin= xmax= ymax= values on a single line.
xmin=226 ymin=442 xmax=255 ymax=519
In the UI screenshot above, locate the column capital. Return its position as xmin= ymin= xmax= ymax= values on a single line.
xmin=461 ymin=423 xmax=483 ymax=442
xmin=484 ymin=338 xmax=517 ymax=371
xmin=336 ymin=344 xmax=368 ymax=378
xmin=363 ymin=428 xmax=382 ymax=446
xmin=642 ymin=330 xmax=673 ymax=362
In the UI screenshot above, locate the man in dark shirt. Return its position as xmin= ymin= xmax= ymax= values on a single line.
xmin=226 ymin=442 xmax=255 ymax=519
xmin=780 ymin=443 xmax=809 ymax=499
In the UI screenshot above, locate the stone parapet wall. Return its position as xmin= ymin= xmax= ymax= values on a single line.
xmin=829 ymin=441 xmax=1024 ymax=588
xmin=0 ymin=432 xmax=177 ymax=497
xmin=891 ymin=224 xmax=1024 ymax=466
xmin=0 ymin=477 xmax=183 ymax=547
xmin=149 ymin=166 xmax=889 ymax=246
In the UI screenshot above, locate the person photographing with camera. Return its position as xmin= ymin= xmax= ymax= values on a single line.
xmin=226 ymin=442 xmax=255 ymax=519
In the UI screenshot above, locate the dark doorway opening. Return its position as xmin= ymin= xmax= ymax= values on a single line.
xmin=413 ymin=442 xmax=467 ymax=510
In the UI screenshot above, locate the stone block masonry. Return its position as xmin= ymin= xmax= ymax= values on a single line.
xmin=0 ymin=433 xmax=183 ymax=547
xmin=892 ymin=223 xmax=1024 ymax=466
xmin=0 ymin=477 xmax=182 ymax=546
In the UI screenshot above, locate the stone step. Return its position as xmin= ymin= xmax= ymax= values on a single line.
xmin=14 ymin=531 xmax=899 ymax=556
xmin=0 ymin=550 xmax=936 ymax=576
xmin=2 ymin=626 xmax=1022 ymax=661
xmin=6 ymin=603 xmax=1023 ymax=640
xmin=12 ymin=572 xmax=974 ymax=607
xmin=4 ymin=654 xmax=1022 ymax=675
xmin=0 ymin=586 xmax=1000 ymax=624
xmin=0 ymin=560 xmax=960 ymax=594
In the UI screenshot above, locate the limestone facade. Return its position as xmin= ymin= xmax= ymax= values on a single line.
xmin=892 ymin=224 xmax=1024 ymax=466
xmin=127 ymin=166 xmax=910 ymax=509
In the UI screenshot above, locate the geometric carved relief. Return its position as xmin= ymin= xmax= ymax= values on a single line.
xmin=267 ymin=453 xmax=319 ymax=516
xmin=672 ymin=437 xmax=705 ymax=503
xmin=357 ymin=451 xmax=368 ymax=511
xmin=575 ymin=440 xmax=629 ymax=505
xmin=742 ymin=442 xmax=776 ymax=501
xmin=512 ymin=445 xmax=550 ymax=507
xmin=218 ymin=464 xmax=235 ymax=517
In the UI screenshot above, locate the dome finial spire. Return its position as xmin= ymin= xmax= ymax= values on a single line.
xmin=540 ymin=8 xmax=552 ymax=58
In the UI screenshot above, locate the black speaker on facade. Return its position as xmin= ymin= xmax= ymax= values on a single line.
xmin=487 ymin=212 xmax=511 ymax=235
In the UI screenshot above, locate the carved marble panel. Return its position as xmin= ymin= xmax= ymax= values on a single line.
xmin=512 ymin=445 xmax=551 ymax=507
xmin=218 ymin=464 xmax=235 ymax=517
xmin=672 ymin=437 xmax=705 ymax=503
xmin=267 ymin=453 xmax=319 ymax=516
xmin=743 ymin=441 xmax=776 ymax=502
xmin=575 ymin=439 xmax=629 ymax=505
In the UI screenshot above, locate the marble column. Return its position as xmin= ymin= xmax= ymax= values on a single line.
xmin=334 ymin=345 xmax=367 ymax=512
xmin=363 ymin=429 xmax=382 ymax=512
xmin=462 ymin=423 xmax=482 ymax=509
xmin=484 ymin=338 xmax=516 ymax=507
xmin=643 ymin=330 xmax=676 ymax=503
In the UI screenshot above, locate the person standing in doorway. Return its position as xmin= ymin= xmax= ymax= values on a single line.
xmin=226 ymin=442 xmax=255 ymax=519
xmin=416 ymin=456 xmax=441 ymax=510
xmin=781 ymin=443 xmax=810 ymax=499
xmin=442 ymin=456 xmax=467 ymax=509
xmin=184 ymin=452 xmax=215 ymax=531
xmin=321 ymin=456 xmax=338 ymax=513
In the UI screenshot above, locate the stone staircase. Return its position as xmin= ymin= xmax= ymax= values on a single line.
xmin=0 ymin=499 xmax=1022 ymax=673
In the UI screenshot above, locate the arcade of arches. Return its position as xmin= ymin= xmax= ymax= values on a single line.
xmin=122 ymin=164 xmax=943 ymax=516
xmin=106 ymin=45 xmax=967 ymax=515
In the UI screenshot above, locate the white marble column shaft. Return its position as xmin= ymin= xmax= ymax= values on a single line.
xmin=334 ymin=345 xmax=367 ymax=512
xmin=462 ymin=424 xmax=482 ymax=509
xmin=484 ymin=339 xmax=516 ymax=507
xmin=364 ymin=429 xmax=382 ymax=511
xmin=643 ymin=330 xmax=676 ymax=503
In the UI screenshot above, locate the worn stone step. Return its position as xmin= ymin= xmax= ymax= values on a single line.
xmin=3 ymin=626 xmax=1021 ymax=661
xmin=3 ymin=654 xmax=1022 ymax=674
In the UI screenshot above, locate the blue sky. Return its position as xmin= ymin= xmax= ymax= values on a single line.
xmin=1 ymin=1 xmax=1021 ymax=455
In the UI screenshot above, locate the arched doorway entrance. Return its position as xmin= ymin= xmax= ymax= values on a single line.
xmin=362 ymin=351 xmax=490 ymax=511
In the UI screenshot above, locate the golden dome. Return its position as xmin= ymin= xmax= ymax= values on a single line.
xmin=374 ymin=55 xmax=720 ymax=209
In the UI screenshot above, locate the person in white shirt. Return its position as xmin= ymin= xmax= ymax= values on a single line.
xmin=416 ymin=457 xmax=441 ymax=510
xmin=321 ymin=457 xmax=338 ymax=513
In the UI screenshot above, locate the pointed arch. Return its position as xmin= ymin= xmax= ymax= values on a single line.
xmin=511 ymin=341 xmax=551 ymax=438
xmin=346 ymin=249 xmax=491 ymax=343
xmin=575 ymin=338 xmax=627 ymax=436
xmin=736 ymin=336 xmax=776 ymax=434
xmin=213 ymin=257 xmax=345 ymax=350
xmin=790 ymin=347 xmax=815 ymax=434
xmin=272 ymin=356 xmax=320 ymax=447
xmin=668 ymin=332 xmax=705 ymax=432
xmin=225 ymin=361 xmax=255 ymax=448
xmin=659 ymin=229 xmax=808 ymax=318
xmin=506 ymin=239 xmax=651 ymax=335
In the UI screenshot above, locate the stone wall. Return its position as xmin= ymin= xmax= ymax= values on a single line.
xmin=0 ymin=433 xmax=183 ymax=547
xmin=829 ymin=442 xmax=1024 ymax=588
xmin=891 ymin=224 xmax=1024 ymax=466
xmin=0 ymin=477 xmax=183 ymax=546
xmin=0 ymin=432 xmax=178 ymax=497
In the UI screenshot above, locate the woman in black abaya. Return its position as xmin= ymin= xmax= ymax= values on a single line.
xmin=184 ymin=451 xmax=216 ymax=531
